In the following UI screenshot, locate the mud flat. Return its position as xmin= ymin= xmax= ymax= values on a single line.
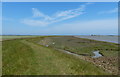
xmin=75 ymin=35 xmax=118 ymax=44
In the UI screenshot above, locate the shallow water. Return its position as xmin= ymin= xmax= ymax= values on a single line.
xmin=92 ymin=51 xmax=102 ymax=58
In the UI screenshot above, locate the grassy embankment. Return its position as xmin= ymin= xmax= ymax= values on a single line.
xmin=36 ymin=36 xmax=119 ymax=74
xmin=2 ymin=36 xmax=109 ymax=75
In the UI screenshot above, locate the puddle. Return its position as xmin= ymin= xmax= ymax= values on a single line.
xmin=52 ymin=42 xmax=55 ymax=44
xmin=46 ymin=45 xmax=49 ymax=47
xmin=92 ymin=51 xmax=103 ymax=58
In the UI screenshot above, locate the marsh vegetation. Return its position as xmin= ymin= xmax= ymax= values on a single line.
xmin=2 ymin=35 xmax=119 ymax=75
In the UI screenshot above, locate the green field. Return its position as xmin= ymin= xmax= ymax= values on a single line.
xmin=2 ymin=36 xmax=119 ymax=75
xmin=1 ymin=35 xmax=39 ymax=41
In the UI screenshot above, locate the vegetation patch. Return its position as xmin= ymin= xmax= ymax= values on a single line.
xmin=2 ymin=36 xmax=110 ymax=75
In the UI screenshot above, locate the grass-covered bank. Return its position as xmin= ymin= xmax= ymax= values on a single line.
xmin=36 ymin=36 xmax=119 ymax=74
xmin=2 ymin=37 xmax=109 ymax=75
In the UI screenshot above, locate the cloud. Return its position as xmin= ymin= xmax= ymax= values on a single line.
xmin=98 ymin=8 xmax=118 ymax=14
xmin=32 ymin=8 xmax=52 ymax=20
xmin=37 ymin=18 xmax=118 ymax=35
xmin=22 ymin=19 xmax=49 ymax=26
xmin=22 ymin=3 xmax=92 ymax=26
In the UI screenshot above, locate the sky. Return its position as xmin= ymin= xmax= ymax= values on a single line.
xmin=0 ymin=2 xmax=2 ymax=35
xmin=2 ymin=2 xmax=118 ymax=35
xmin=2 ymin=0 xmax=120 ymax=2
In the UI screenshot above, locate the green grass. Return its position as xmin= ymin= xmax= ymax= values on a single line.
xmin=2 ymin=37 xmax=109 ymax=75
xmin=1 ymin=35 xmax=40 ymax=40
xmin=35 ymin=36 xmax=119 ymax=75
xmin=38 ymin=36 xmax=118 ymax=57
